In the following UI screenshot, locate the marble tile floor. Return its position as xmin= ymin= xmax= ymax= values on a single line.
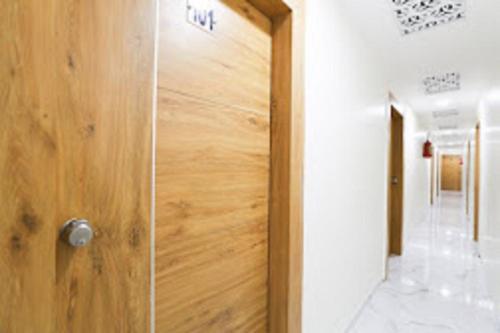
xmin=348 ymin=192 xmax=500 ymax=333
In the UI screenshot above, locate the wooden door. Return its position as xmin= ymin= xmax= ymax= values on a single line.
xmin=474 ymin=124 xmax=480 ymax=241
xmin=156 ymin=0 xmax=272 ymax=331
xmin=0 ymin=1 xmax=154 ymax=332
xmin=388 ymin=107 xmax=404 ymax=256
xmin=441 ymin=155 xmax=462 ymax=191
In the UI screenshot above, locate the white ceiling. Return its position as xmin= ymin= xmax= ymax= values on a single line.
xmin=337 ymin=0 xmax=500 ymax=140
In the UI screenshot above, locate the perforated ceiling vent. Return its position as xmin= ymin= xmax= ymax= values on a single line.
xmin=432 ymin=109 xmax=459 ymax=118
xmin=438 ymin=125 xmax=458 ymax=131
xmin=390 ymin=0 xmax=465 ymax=35
xmin=423 ymin=72 xmax=461 ymax=94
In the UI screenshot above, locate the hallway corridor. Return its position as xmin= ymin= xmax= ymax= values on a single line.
xmin=349 ymin=192 xmax=500 ymax=332
xmin=5 ymin=0 xmax=500 ymax=331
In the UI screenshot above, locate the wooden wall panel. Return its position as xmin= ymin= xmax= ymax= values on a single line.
xmin=156 ymin=0 xmax=305 ymax=331
xmin=0 ymin=0 xmax=154 ymax=331
xmin=156 ymin=1 xmax=272 ymax=331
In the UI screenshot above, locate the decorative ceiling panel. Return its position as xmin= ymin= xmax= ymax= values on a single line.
xmin=423 ymin=72 xmax=461 ymax=94
xmin=390 ymin=0 xmax=466 ymax=35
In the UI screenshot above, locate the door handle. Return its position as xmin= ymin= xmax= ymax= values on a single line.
xmin=391 ymin=176 xmax=399 ymax=185
xmin=61 ymin=218 xmax=94 ymax=247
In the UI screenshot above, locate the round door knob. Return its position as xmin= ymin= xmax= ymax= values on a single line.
xmin=61 ymin=218 xmax=93 ymax=247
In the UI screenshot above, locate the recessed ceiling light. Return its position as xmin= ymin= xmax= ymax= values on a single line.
xmin=390 ymin=0 xmax=466 ymax=35
xmin=423 ymin=72 xmax=461 ymax=94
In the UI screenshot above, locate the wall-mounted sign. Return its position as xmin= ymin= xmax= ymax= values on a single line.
xmin=187 ymin=0 xmax=216 ymax=32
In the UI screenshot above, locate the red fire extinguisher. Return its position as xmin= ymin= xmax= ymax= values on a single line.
xmin=423 ymin=139 xmax=433 ymax=158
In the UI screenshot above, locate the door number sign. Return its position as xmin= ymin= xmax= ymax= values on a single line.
xmin=187 ymin=0 xmax=216 ymax=32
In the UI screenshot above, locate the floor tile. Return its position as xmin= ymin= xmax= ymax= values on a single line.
xmin=348 ymin=192 xmax=500 ymax=333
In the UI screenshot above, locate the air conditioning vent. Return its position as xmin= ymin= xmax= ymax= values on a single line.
xmin=438 ymin=125 xmax=458 ymax=131
xmin=389 ymin=0 xmax=465 ymax=36
xmin=432 ymin=109 xmax=460 ymax=118
xmin=423 ymin=72 xmax=461 ymax=95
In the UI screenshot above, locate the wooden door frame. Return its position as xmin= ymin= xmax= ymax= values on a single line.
xmin=474 ymin=124 xmax=480 ymax=241
xmin=242 ymin=1 xmax=304 ymax=332
xmin=387 ymin=105 xmax=404 ymax=257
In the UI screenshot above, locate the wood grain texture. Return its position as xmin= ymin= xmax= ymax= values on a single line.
xmin=156 ymin=0 xmax=272 ymax=331
xmin=269 ymin=12 xmax=292 ymax=333
xmin=388 ymin=107 xmax=404 ymax=256
xmin=0 ymin=0 xmax=154 ymax=331
xmin=441 ymin=155 xmax=462 ymax=191
xmin=248 ymin=0 xmax=290 ymax=16
xmin=474 ymin=124 xmax=480 ymax=241
xmin=267 ymin=1 xmax=304 ymax=332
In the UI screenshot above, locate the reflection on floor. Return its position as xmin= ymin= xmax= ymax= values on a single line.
xmin=349 ymin=192 xmax=500 ymax=332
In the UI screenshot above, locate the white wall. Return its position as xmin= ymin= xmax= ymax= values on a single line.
xmin=477 ymin=96 xmax=500 ymax=316
xmin=303 ymin=2 xmax=432 ymax=331
xmin=303 ymin=0 xmax=430 ymax=333
xmin=401 ymin=109 xmax=431 ymax=240
xmin=469 ymin=142 xmax=475 ymax=220
xmin=478 ymin=97 xmax=500 ymax=244
xmin=430 ymin=148 xmax=440 ymax=207
xmin=303 ymin=1 xmax=389 ymax=331
xmin=465 ymin=136 xmax=475 ymax=222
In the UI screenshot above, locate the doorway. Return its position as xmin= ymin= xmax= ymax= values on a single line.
xmin=155 ymin=0 xmax=303 ymax=332
xmin=388 ymin=106 xmax=404 ymax=256
xmin=441 ymin=155 xmax=462 ymax=192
